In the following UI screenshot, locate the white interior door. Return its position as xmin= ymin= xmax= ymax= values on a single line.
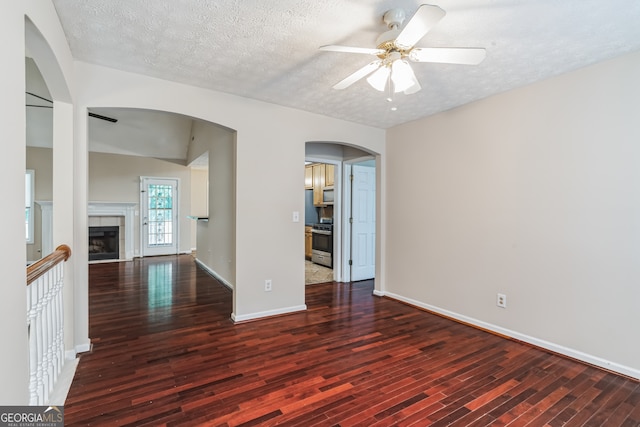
xmin=141 ymin=177 xmax=179 ymax=257
xmin=351 ymin=164 xmax=376 ymax=281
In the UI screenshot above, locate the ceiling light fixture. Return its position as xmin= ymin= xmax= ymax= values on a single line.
xmin=320 ymin=5 xmax=486 ymax=95
xmin=390 ymin=59 xmax=418 ymax=93
xmin=366 ymin=58 xmax=420 ymax=94
xmin=365 ymin=51 xmax=419 ymax=95
xmin=366 ymin=65 xmax=390 ymax=91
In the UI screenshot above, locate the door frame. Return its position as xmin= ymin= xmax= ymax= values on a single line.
xmin=140 ymin=176 xmax=180 ymax=257
xmin=341 ymin=156 xmax=376 ymax=282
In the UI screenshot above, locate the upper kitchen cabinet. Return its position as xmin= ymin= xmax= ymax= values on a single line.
xmin=325 ymin=164 xmax=335 ymax=187
xmin=306 ymin=162 xmax=336 ymax=206
xmin=304 ymin=165 xmax=313 ymax=190
xmin=312 ymin=164 xmax=325 ymax=206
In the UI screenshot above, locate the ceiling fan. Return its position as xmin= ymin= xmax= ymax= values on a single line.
xmin=26 ymin=92 xmax=118 ymax=123
xmin=320 ymin=4 xmax=486 ymax=95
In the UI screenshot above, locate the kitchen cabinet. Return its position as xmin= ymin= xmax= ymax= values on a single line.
xmin=312 ymin=163 xmax=325 ymax=206
xmin=307 ymin=162 xmax=334 ymax=206
xmin=305 ymin=226 xmax=312 ymax=260
xmin=325 ymin=164 xmax=335 ymax=187
xmin=304 ymin=165 xmax=313 ymax=189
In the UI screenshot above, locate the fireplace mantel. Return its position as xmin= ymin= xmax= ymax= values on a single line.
xmin=88 ymin=202 xmax=137 ymax=260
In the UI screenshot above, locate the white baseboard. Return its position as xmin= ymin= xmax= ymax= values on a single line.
xmin=194 ymin=259 xmax=306 ymax=322
xmin=76 ymin=342 xmax=92 ymax=354
xmin=372 ymin=289 xmax=385 ymax=297
xmin=194 ymin=258 xmax=234 ymax=290
xmin=232 ymin=305 xmax=307 ymax=323
xmin=46 ymin=357 xmax=79 ymax=406
xmin=65 ymin=341 xmax=91 ymax=360
xmin=380 ymin=290 xmax=640 ymax=380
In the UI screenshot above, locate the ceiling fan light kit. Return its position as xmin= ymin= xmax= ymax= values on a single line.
xmin=391 ymin=59 xmax=418 ymax=93
xmin=366 ymin=65 xmax=390 ymax=91
xmin=320 ymin=4 xmax=486 ymax=96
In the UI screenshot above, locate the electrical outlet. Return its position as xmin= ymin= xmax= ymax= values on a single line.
xmin=497 ymin=293 xmax=507 ymax=308
xmin=265 ymin=279 xmax=272 ymax=292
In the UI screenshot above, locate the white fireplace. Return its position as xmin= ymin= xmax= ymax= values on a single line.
xmin=88 ymin=202 xmax=136 ymax=261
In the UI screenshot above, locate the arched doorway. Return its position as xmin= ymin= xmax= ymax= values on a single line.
xmin=83 ymin=106 xmax=236 ymax=287
xmin=304 ymin=142 xmax=378 ymax=288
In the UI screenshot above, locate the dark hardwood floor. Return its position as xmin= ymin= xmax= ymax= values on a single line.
xmin=65 ymin=255 xmax=639 ymax=426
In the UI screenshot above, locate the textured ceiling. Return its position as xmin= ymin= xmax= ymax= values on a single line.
xmin=52 ymin=0 xmax=640 ymax=129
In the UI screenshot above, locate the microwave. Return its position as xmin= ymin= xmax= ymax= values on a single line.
xmin=322 ymin=187 xmax=334 ymax=204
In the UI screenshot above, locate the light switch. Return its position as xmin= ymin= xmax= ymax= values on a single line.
xmin=292 ymin=211 xmax=300 ymax=222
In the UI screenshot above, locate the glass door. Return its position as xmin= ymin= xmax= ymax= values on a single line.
xmin=141 ymin=177 xmax=179 ymax=257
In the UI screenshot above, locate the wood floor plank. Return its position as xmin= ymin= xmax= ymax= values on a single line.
xmin=63 ymin=255 xmax=639 ymax=426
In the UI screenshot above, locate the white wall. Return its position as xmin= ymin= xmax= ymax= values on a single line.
xmin=1 ymin=0 xmax=76 ymax=404
xmin=0 ymin=3 xmax=30 ymax=404
xmin=187 ymin=120 xmax=236 ymax=288
xmin=88 ymin=152 xmax=194 ymax=255
xmin=385 ymin=50 xmax=640 ymax=378
xmin=190 ymin=168 xmax=208 ymax=249
xmin=73 ymin=61 xmax=386 ymax=322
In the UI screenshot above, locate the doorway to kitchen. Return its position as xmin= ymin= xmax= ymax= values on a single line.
xmin=304 ymin=160 xmax=337 ymax=284
xmin=304 ymin=142 xmax=378 ymax=286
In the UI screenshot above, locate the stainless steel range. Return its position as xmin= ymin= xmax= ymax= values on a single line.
xmin=311 ymin=222 xmax=333 ymax=268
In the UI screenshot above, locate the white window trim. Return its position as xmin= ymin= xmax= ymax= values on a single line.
xmin=26 ymin=169 xmax=35 ymax=244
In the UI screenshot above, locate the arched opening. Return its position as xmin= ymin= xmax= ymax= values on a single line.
xmin=23 ymin=12 xmax=77 ymax=404
xmin=24 ymin=16 xmax=73 ymax=261
xmin=83 ymin=106 xmax=236 ymax=310
xmin=25 ymin=56 xmax=53 ymax=263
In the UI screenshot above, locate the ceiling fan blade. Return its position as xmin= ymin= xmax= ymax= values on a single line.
xmin=395 ymin=5 xmax=446 ymax=50
xmin=333 ymin=61 xmax=381 ymax=90
xmin=88 ymin=112 xmax=118 ymax=123
xmin=25 ymin=92 xmax=119 ymax=122
xmin=409 ymin=47 xmax=486 ymax=65
xmin=320 ymin=45 xmax=385 ymax=55
xmin=26 ymin=91 xmax=53 ymax=104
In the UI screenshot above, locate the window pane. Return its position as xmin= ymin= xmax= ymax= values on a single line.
xmin=147 ymin=183 xmax=174 ymax=247
xmin=25 ymin=172 xmax=32 ymax=208
xmin=25 ymin=170 xmax=34 ymax=243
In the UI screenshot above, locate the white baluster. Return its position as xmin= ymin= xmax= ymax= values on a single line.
xmin=26 ymin=250 xmax=68 ymax=405
xmin=35 ymin=277 xmax=45 ymax=405
xmin=43 ymin=271 xmax=53 ymax=401
xmin=27 ymin=284 xmax=38 ymax=405
xmin=53 ymin=265 xmax=62 ymax=381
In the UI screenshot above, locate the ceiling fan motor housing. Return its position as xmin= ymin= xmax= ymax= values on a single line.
xmin=377 ymin=8 xmax=409 ymax=57
xmin=383 ymin=8 xmax=406 ymax=29
xmin=376 ymin=29 xmax=402 ymax=52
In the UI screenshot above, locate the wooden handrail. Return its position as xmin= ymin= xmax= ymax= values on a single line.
xmin=26 ymin=244 xmax=72 ymax=285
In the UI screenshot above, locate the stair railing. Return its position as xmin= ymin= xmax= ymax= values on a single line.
xmin=26 ymin=244 xmax=71 ymax=405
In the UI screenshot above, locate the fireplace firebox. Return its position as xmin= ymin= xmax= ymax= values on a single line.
xmin=89 ymin=226 xmax=119 ymax=261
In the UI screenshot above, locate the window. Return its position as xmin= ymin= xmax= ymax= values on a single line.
xmin=26 ymin=170 xmax=34 ymax=243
